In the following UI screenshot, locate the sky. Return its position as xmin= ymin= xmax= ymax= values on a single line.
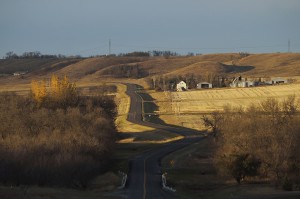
xmin=0 ymin=0 xmax=300 ymax=57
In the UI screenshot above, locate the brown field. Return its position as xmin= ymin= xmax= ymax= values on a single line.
xmin=149 ymin=83 xmax=300 ymax=130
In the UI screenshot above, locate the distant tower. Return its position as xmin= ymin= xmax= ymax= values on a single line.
xmin=109 ymin=39 xmax=111 ymax=55
xmin=288 ymin=39 xmax=291 ymax=53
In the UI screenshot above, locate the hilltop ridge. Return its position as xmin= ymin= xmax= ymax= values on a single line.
xmin=0 ymin=53 xmax=300 ymax=88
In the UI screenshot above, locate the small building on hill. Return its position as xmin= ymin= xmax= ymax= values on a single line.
xmin=176 ymin=81 xmax=187 ymax=91
xmin=197 ymin=82 xmax=212 ymax=89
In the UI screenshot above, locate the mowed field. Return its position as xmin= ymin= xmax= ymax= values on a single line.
xmin=150 ymin=83 xmax=300 ymax=130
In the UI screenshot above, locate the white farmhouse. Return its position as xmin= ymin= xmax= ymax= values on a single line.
xmin=176 ymin=81 xmax=187 ymax=91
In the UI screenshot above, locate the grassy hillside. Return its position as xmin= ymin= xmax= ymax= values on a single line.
xmin=78 ymin=53 xmax=300 ymax=84
xmin=56 ymin=57 xmax=149 ymax=79
xmin=165 ymin=61 xmax=255 ymax=77
xmin=0 ymin=53 xmax=300 ymax=90
xmin=233 ymin=53 xmax=300 ymax=76
xmin=0 ymin=58 xmax=82 ymax=74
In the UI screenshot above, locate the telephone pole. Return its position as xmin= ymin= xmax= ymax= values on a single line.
xmin=288 ymin=39 xmax=291 ymax=53
xmin=109 ymin=39 xmax=111 ymax=55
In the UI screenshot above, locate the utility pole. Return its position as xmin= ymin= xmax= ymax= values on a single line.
xmin=109 ymin=39 xmax=111 ymax=55
xmin=288 ymin=39 xmax=291 ymax=53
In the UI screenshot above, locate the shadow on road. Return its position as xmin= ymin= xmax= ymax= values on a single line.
xmin=138 ymin=90 xmax=202 ymax=135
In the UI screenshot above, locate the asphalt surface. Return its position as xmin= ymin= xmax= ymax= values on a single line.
xmin=124 ymin=84 xmax=204 ymax=199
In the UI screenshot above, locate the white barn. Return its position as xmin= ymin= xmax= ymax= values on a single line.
xmin=197 ymin=82 xmax=212 ymax=89
xmin=176 ymin=81 xmax=187 ymax=91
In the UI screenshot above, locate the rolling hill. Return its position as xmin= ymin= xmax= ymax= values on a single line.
xmin=0 ymin=53 xmax=300 ymax=89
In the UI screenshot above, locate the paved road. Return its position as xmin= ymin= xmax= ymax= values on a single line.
xmin=125 ymin=84 xmax=204 ymax=199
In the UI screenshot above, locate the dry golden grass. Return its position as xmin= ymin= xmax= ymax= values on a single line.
xmin=153 ymin=53 xmax=300 ymax=79
xmin=56 ymin=57 xmax=149 ymax=80
xmin=150 ymin=83 xmax=300 ymax=130
xmin=51 ymin=58 xmax=152 ymax=88
xmin=0 ymin=84 xmax=30 ymax=94
xmin=134 ymin=53 xmax=239 ymax=76
xmin=237 ymin=53 xmax=300 ymax=76
xmin=165 ymin=61 xmax=226 ymax=77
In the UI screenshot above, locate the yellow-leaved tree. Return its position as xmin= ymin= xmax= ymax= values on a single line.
xmin=54 ymin=75 xmax=77 ymax=106
xmin=31 ymin=75 xmax=77 ymax=108
xmin=31 ymin=79 xmax=47 ymax=105
xmin=50 ymin=74 xmax=60 ymax=99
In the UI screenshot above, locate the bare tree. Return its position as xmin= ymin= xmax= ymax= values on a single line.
xmin=205 ymin=97 xmax=300 ymax=187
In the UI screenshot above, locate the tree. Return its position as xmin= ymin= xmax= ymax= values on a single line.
xmin=5 ymin=51 xmax=18 ymax=59
xmin=31 ymin=75 xmax=78 ymax=108
xmin=202 ymin=111 xmax=224 ymax=139
xmin=210 ymin=97 xmax=300 ymax=186
xmin=58 ymin=75 xmax=77 ymax=107
xmin=225 ymin=153 xmax=261 ymax=184
xmin=31 ymin=80 xmax=47 ymax=105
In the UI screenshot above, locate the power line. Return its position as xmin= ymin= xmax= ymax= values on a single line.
xmin=113 ymin=43 xmax=289 ymax=51
xmin=66 ymin=42 xmax=300 ymax=56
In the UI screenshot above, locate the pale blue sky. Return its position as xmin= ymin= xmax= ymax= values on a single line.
xmin=0 ymin=0 xmax=299 ymax=57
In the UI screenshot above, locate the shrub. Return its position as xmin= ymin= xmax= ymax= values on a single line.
xmin=224 ymin=153 xmax=261 ymax=184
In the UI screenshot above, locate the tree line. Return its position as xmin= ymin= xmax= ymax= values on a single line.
xmin=202 ymin=97 xmax=300 ymax=190
xmin=4 ymin=50 xmax=186 ymax=60
xmin=97 ymin=50 xmax=183 ymax=58
xmin=3 ymin=51 xmax=81 ymax=59
xmin=0 ymin=75 xmax=117 ymax=187
xmin=101 ymin=64 xmax=148 ymax=79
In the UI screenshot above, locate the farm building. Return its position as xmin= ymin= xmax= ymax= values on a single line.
xmin=230 ymin=76 xmax=256 ymax=88
xmin=271 ymin=78 xmax=288 ymax=84
xmin=197 ymin=82 xmax=212 ymax=89
xmin=264 ymin=77 xmax=288 ymax=85
xmin=176 ymin=81 xmax=187 ymax=91
xmin=13 ymin=71 xmax=27 ymax=76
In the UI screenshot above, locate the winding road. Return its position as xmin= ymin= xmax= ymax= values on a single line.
xmin=124 ymin=84 xmax=204 ymax=199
